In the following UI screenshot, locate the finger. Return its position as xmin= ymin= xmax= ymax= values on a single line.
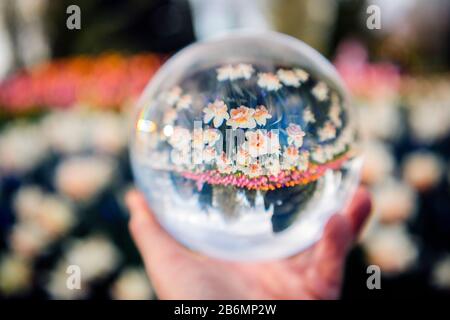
xmin=298 ymin=214 xmax=351 ymax=299
xmin=342 ymin=186 xmax=372 ymax=238
xmin=313 ymin=214 xmax=353 ymax=279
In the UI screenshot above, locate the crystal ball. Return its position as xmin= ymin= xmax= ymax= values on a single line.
xmin=130 ymin=31 xmax=360 ymax=260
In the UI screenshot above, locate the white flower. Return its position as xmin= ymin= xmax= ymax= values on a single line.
xmin=244 ymin=162 xmax=263 ymax=178
xmin=216 ymin=64 xmax=254 ymax=81
xmin=203 ymin=100 xmax=230 ymax=128
xmin=253 ymin=105 xmax=272 ymax=126
xmin=163 ymin=109 xmax=177 ymax=125
xmin=168 ymin=126 xmax=191 ymax=150
xmin=69 ymin=235 xmax=120 ymax=281
xmin=111 ymin=268 xmax=153 ymax=300
xmin=267 ymin=131 xmax=281 ymax=155
xmin=318 ymin=121 xmax=337 ymax=141
xmin=216 ymin=65 xmax=235 ymax=81
xmin=277 ymin=69 xmax=301 ymax=87
xmin=329 ymin=93 xmax=342 ymax=127
xmin=171 ymin=149 xmax=191 ymax=166
xmin=0 ymin=123 xmax=48 ymax=174
xmin=363 ymin=225 xmax=418 ymax=275
xmin=0 ymin=254 xmax=32 ymax=296
xmin=236 ymin=144 xmax=252 ymax=167
xmin=36 ymin=195 xmax=75 ymax=238
xmin=402 ymin=152 xmax=444 ymax=192
xmin=234 ymin=63 xmax=254 ymax=80
xmin=432 ymin=255 xmax=450 ymax=289
xmin=203 ymin=128 xmax=221 ymax=146
xmin=373 ymin=179 xmax=416 ymax=224
xmin=10 ymin=223 xmax=50 ymax=259
xmin=164 ymin=86 xmax=182 ymax=105
xmin=42 ymin=111 xmax=88 ymax=154
xmin=264 ymin=156 xmax=281 ymax=176
xmin=311 ymin=146 xmax=328 ymax=164
xmin=257 ymin=72 xmax=282 ymax=91
xmin=297 ymin=151 xmax=309 ymax=171
xmin=55 ymin=156 xmax=116 ymax=202
xmin=46 ymin=264 xmax=89 ymax=300
xmin=283 ymin=145 xmax=300 ymax=165
xmin=303 ymin=107 xmax=316 ymax=124
xmin=49 ymin=235 xmax=121 ymax=295
xmin=216 ymin=153 xmax=234 ymax=174
xmin=294 ymin=68 xmax=309 ymax=82
xmin=226 ymin=106 xmax=256 ymax=130
xmin=191 ymin=128 xmax=204 ymax=149
xmin=13 ymin=186 xmax=43 ymax=222
xmin=361 ymin=141 xmax=395 ymax=185
xmin=176 ymin=94 xmax=192 ymax=110
xmin=12 ymin=190 xmax=74 ymax=247
xmin=202 ymin=146 xmax=217 ymax=163
xmin=245 ymin=130 xmax=269 ymax=157
xmin=312 ymin=81 xmax=329 ymax=101
xmin=286 ymin=123 xmax=306 ymax=148
xmin=191 ymin=148 xmax=203 ymax=165
xmin=91 ymin=112 xmax=128 ymax=155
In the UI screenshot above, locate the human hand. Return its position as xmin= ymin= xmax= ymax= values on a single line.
xmin=125 ymin=187 xmax=371 ymax=300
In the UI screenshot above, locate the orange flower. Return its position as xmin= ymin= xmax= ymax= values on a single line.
xmin=226 ymin=106 xmax=256 ymax=130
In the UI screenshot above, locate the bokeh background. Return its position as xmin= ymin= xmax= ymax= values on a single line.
xmin=0 ymin=0 xmax=449 ymax=299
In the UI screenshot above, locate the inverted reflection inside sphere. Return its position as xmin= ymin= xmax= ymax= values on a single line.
xmin=130 ymin=32 xmax=360 ymax=260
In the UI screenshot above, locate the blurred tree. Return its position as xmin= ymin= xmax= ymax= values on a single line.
xmin=45 ymin=0 xmax=196 ymax=57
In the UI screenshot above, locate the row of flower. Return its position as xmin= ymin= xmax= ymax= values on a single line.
xmin=0 ymin=53 xmax=165 ymax=114
xmin=214 ymin=63 xmax=328 ymax=98
xmin=164 ymin=124 xmax=351 ymax=177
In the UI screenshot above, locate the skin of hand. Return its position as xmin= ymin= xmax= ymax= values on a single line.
xmin=125 ymin=187 xmax=371 ymax=300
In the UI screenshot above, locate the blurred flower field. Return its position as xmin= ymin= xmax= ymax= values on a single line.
xmin=0 ymin=46 xmax=449 ymax=299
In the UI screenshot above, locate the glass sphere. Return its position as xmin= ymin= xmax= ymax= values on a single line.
xmin=130 ymin=31 xmax=360 ymax=260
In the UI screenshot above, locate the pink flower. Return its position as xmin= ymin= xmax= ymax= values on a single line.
xmin=286 ymin=123 xmax=306 ymax=148
xmin=253 ymin=105 xmax=272 ymax=126
xmin=203 ymin=100 xmax=229 ymax=128
xmin=226 ymin=106 xmax=256 ymax=130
